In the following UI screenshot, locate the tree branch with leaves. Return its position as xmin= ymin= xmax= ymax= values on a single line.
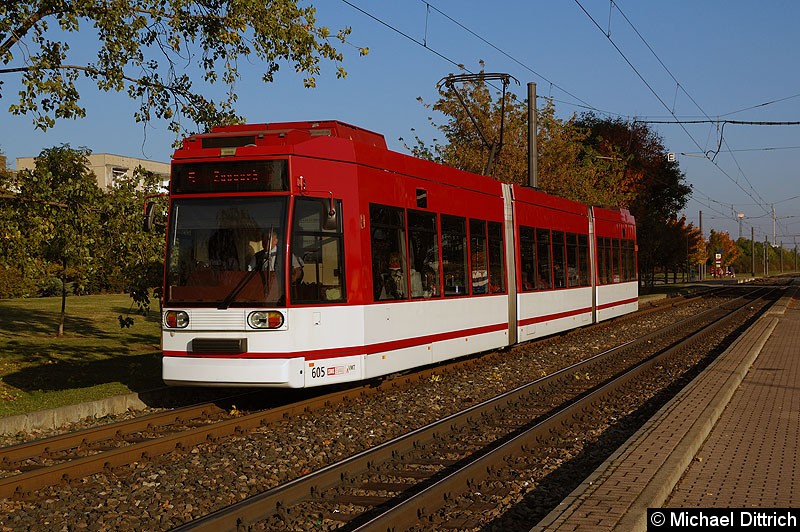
xmin=1 ymin=1 xmax=367 ymax=134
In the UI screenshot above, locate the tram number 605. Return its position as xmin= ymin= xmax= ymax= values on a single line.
xmin=311 ymin=366 xmax=326 ymax=379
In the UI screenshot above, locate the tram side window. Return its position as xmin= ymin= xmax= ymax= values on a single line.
xmin=552 ymin=231 xmax=566 ymax=288
xmin=519 ymin=226 xmax=536 ymax=292
xmin=612 ymin=238 xmax=622 ymax=283
xmin=371 ymin=204 xmax=408 ymax=301
xmin=536 ymin=228 xmax=552 ymax=290
xmin=488 ymin=221 xmax=505 ymax=293
xmin=470 ymin=219 xmax=488 ymax=294
xmin=291 ymin=198 xmax=346 ymax=303
xmin=598 ymin=237 xmax=609 ymax=285
xmin=624 ymin=239 xmax=637 ymax=281
xmin=566 ymin=233 xmax=579 ymax=287
xmin=625 ymin=239 xmax=632 ymax=281
xmin=408 ymin=210 xmax=440 ymax=298
xmin=630 ymin=239 xmax=638 ymax=281
xmin=620 ymin=239 xmax=629 ymax=282
xmin=577 ymin=234 xmax=590 ymax=286
xmin=442 ymin=215 xmax=468 ymax=296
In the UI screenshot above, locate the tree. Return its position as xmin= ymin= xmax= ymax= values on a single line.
xmin=0 ymin=148 xmax=21 ymax=266
xmin=408 ymin=71 xmax=693 ymax=287
xmin=538 ymin=103 xmax=631 ymax=206
xmin=406 ymin=67 xmax=632 ymax=206
xmin=96 ymin=167 xmax=167 ymax=327
xmin=1 ymin=1 xmax=366 ymax=134
xmin=707 ymin=230 xmax=741 ymax=274
xmin=404 ymin=68 xmax=527 ymax=181
xmin=0 ymin=151 xmax=37 ymax=297
xmin=577 ymin=115 xmax=692 ymax=286
xmin=688 ymin=223 xmax=706 ymax=275
xmin=657 ymin=216 xmax=703 ymax=283
xmin=16 ymin=145 xmax=102 ymax=336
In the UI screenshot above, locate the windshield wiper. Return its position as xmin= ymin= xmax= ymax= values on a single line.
xmin=218 ymin=270 xmax=260 ymax=310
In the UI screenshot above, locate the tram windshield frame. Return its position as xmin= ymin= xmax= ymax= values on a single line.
xmin=164 ymin=196 xmax=290 ymax=307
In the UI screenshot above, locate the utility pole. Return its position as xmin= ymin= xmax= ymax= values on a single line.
xmin=528 ymin=82 xmax=538 ymax=188
xmin=699 ymin=210 xmax=704 ymax=280
xmin=751 ymin=227 xmax=755 ymax=277
xmin=772 ymin=205 xmax=777 ymax=245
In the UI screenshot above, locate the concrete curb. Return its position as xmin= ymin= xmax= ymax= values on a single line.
xmin=0 ymin=391 xmax=154 ymax=435
xmin=616 ymin=316 xmax=777 ymax=531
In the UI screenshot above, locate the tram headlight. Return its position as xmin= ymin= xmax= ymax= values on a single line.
xmin=165 ymin=310 xmax=189 ymax=329
xmin=248 ymin=311 xmax=284 ymax=329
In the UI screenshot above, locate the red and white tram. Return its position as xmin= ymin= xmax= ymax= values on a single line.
xmin=160 ymin=120 xmax=637 ymax=388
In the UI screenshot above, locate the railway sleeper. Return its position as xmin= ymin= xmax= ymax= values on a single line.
xmin=355 ymin=480 xmax=412 ymax=492
xmin=399 ymin=456 xmax=458 ymax=466
xmin=377 ymin=467 xmax=436 ymax=479
xmin=321 ymin=509 xmax=361 ymax=523
xmin=438 ymin=516 xmax=484 ymax=529
xmin=330 ymin=494 xmax=393 ymax=507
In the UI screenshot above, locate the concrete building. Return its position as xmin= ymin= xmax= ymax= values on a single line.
xmin=15 ymin=153 xmax=169 ymax=190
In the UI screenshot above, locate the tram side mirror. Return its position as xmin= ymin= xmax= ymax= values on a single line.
xmin=143 ymin=201 xmax=157 ymax=232
xmin=322 ymin=198 xmax=338 ymax=231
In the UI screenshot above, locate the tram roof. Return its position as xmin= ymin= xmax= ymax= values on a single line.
xmin=173 ymin=120 xmax=632 ymax=219
xmin=178 ymin=120 xmax=388 ymax=152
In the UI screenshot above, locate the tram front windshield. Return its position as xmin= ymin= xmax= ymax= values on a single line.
xmin=165 ymin=197 xmax=289 ymax=307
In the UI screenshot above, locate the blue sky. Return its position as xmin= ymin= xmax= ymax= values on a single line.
xmin=2 ymin=1 xmax=799 ymax=246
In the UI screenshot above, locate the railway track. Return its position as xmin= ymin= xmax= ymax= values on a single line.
xmin=170 ymin=286 xmax=778 ymax=531
xmin=0 ymin=285 xmax=766 ymax=529
xmin=0 ymin=400 xmax=244 ymax=498
xmin=0 ymin=346 xmax=563 ymax=500
xmin=0 ymin=288 xmax=720 ymax=493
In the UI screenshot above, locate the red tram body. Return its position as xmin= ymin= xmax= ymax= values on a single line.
xmin=161 ymin=121 xmax=637 ymax=387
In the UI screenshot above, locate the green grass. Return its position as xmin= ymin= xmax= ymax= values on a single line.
xmin=0 ymin=294 xmax=163 ymax=418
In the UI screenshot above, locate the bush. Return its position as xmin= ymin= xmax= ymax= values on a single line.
xmin=0 ymin=267 xmax=36 ymax=298
xmin=39 ymin=276 xmax=64 ymax=297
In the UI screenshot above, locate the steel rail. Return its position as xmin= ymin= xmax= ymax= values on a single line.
xmin=0 ymin=354 xmax=498 ymax=500
xmin=0 ymin=285 xmax=734 ymax=503
xmin=354 ymin=288 xmax=777 ymax=530
xmin=0 ymin=403 xmax=227 ymax=468
xmin=0 ymin=385 xmax=373 ymax=499
xmin=172 ymin=287 xmax=771 ymax=531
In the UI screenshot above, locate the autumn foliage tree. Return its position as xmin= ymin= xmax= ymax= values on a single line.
xmin=406 ymin=68 xmax=633 ymax=207
xmin=654 ymin=216 xmax=704 ymax=283
xmin=404 ymin=70 xmax=528 ymax=181
xmin=408 ymin=68 xmax=695 ymax=287
xmin=538 ymin=103 xmax=632 ymax=207
xmin=576 ymin=115 xmax=692 ymax=285
xmin=0 ymin=1 xmax=366 ymax=134
xmin=707 ymin=230 xmax=741 ymax=272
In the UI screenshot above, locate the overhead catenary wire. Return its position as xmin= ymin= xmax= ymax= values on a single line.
xmin=340 ymin=0 xmax=624 ymax=116
xmin=419 ymin=0 xmax=601 ymax=113
xmin=607 ymin=1 xmax=780 ymax=220
xmin=720 ymin=92 xmax=800 ymax=117
xmin=574 ymin=0 xmax=781 ymax=229
xmin=341 ymin=0 xmax=792 ymax=240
